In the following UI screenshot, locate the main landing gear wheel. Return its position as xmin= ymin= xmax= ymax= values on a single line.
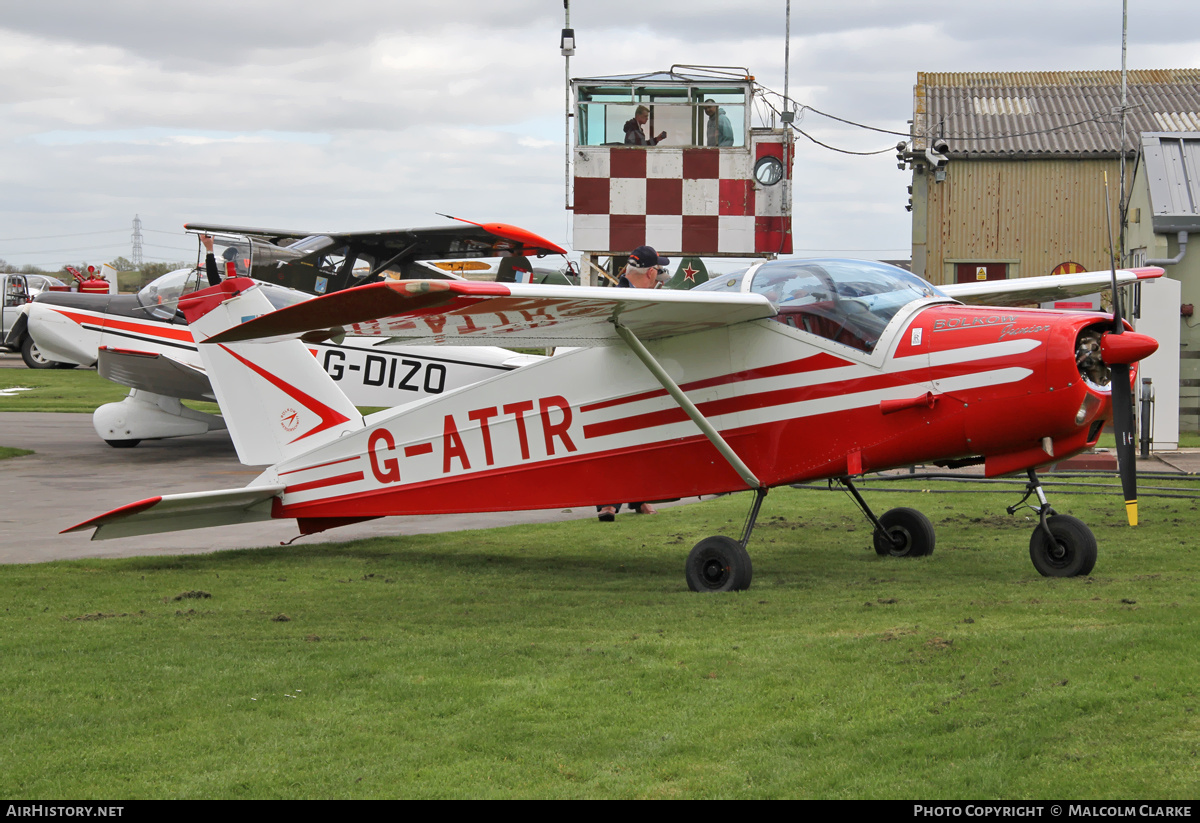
xmin=1029 ymin=515 xmax=1097 ymax=578
xmin=873 ymin=507 xmax=936 ymax=558
xmin=686 ymin=536 xmax=753 ymax=592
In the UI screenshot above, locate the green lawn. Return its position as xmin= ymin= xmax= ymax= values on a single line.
xmin=0 ymin=367 xmax=131 ymax=413
xmin=2 ymin=483 xmax=1196 ymax=799
xmin=0 ymin=367 xmax=219 ymax=415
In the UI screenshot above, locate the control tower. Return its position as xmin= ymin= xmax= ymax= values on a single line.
xmin=570 ymin=66 xmax=793 ymax=282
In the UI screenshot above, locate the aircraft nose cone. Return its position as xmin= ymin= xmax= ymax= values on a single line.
xmin=1100 ymin=331 xmax=1158 ymax=366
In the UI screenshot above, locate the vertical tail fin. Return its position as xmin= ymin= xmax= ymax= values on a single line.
xmin=181 ymin=279 xmax=362 ymax=466
xmin=99 ymin=263 xmax=120 ymax=294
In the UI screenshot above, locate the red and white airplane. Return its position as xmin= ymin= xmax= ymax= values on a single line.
xmin=66 ymin=258 xmax=1161 ymax=589
xmin=14 ymin=220 xmax=564 ymax=446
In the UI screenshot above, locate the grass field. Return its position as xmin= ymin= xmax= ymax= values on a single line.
xmin=0 ymin=367 xmax=133 ymax=413
xmin=1 ymin=481 xmax=1197 ymax=799
xmin=3 ymin=366 xmax=1198 ymax=798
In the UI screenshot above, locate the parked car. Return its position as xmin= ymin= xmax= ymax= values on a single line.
xmin=1 ymin=273 xmax=74 ymax=368
xmin=24 ymin=274 xmax=71 ymax=296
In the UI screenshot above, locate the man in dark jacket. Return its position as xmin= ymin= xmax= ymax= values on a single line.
xmin=624 ymin=105 xmax=666 ymax=146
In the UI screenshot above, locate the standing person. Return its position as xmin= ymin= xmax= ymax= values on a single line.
xmin=624 ymin=105 xmax=667 ymax=146
xmin=598 ymin=245 xmax=669 ymax=522
xmin=704 ymin=99 xmax=734 ymax=147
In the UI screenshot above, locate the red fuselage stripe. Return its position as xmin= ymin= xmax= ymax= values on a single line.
xmin=53 ymin=309 xmax=194 ymax=342
xmin=285 ymin=471 xmax=366 ymax=494
xmin=579 ymin=351 xmax=852 ymax=413
xmin=582 ymin=366 xmax=922 ymax=439
xmin=278 ymin=454 xmax=361 ymax=477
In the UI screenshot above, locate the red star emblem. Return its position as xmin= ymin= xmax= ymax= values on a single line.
xmin=682 ymin=264 xmax=699 ymax=282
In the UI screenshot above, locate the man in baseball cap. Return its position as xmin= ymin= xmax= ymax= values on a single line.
xmin=620 ymin=245 xmax=670 ymax=289
xmin=597 ymin=244 xmax=672 ymax=521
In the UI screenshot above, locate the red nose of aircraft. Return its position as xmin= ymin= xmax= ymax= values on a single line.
xmin=1100 ymin=330 xmax=1159 ymax=366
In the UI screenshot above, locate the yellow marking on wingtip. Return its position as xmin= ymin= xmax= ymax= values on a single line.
xmin=1126 ymin=500 xmax=1138 ymax=527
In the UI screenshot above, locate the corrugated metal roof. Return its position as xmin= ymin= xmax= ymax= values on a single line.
xmin=1142 ymin=132 xmax=1200 ymax=232
xmin=914 ymin=70 xmax=1200 ymax=157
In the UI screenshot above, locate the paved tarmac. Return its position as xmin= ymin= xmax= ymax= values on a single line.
xmin=4 ymin=350 xmax=1199 ymax=565
xmin=1 ymin=351 xmax=710 ymax=564
xmin=0 ymin=410 xmax=682 ymax=565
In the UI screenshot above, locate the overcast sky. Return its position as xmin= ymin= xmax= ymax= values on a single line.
xmin=1 ymin=0 xmax=1196 ymax=271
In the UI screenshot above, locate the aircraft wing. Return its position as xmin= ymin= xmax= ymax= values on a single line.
xmin=184 ymin=219 xmax=568 ymax=260
xmin=942 ymin=267 xmax=1163 ymax=307
xmin=202 ymin=280 xmax=777 ymax=348
xmin=97 ymin=347 xmax=214 ymax=402
xmin=61 ymin=485 xmax=286 ymax=540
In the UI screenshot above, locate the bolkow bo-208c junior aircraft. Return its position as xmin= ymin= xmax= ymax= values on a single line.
xmin=66 ymin=258 xmax=1161 ymax=590
xmin=15 ymin=218 xmax=565 ymax=446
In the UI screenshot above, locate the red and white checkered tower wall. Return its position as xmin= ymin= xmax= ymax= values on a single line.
xmin=572 ymin=135 xmax=793 ymax=258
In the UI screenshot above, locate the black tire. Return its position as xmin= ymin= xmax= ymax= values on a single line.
xmin=873 ymin=507 xmax=936 ymax=557
xmin=685 ymin=536 xmax=753 ymax=592
xmin=1029 ymin=515 xmax=1097 ymax=577
xmin=105 ymin=439 xmax=141 ymax=449
xmin=20 ymin=335 xmax=58 ymax=370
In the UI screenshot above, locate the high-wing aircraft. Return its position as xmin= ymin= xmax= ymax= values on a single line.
xmin=66 ymin=258 xmax=1161 ymax=590
xmin=10 ymin=220 xmax=565 ymax=445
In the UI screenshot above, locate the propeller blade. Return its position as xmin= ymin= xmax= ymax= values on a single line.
xmin=1101 ymin=170 xmax=1138 ymax=525
xmin=1109 ymin=362 xmax=1138 ymax=526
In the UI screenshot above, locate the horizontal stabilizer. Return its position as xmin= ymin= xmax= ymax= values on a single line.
xmin=97 ymin=347 xmax=214 ymax=402
xmin=62 ymin=485 xmax=286 ymax=540
xmin=206 ymin=280 xmax=777 ymax=348
xmin=943 ymin=267 xmax=1163 ymax=307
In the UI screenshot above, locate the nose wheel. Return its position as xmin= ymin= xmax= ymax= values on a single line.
xmin=1009 ymin=469 xmax=1098 ymax=577
xmin=1029 ymin=515 xmax=1097 ymax=577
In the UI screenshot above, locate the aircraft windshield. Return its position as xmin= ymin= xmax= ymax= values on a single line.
xmin=137 ymin=268 xmax=312 ymax=321
xmin=137 ymin=268 xmax=206 ymax=320
xmin=696 ymin=259 xmax=946 ymax=353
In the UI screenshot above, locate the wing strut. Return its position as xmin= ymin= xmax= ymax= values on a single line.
xmin=614 ymin=323 xmax=763 ymax=490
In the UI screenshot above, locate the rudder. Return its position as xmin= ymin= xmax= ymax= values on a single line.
xmin=181 ymin=279 xmax=362 ymax=465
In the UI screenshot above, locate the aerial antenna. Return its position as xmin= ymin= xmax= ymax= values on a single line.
xmin=783 ymin=0 xmax=791 ymax=123
xmin=1117 ymin=0 xmax=1129 ymax=263
xmin=780 ymin=1 xmax=793 ymax=256
xmin=561 ymin=1 xmax=575 ymax=213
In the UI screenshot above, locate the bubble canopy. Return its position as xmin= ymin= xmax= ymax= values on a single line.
xmin=135 ymin=267 xmax=310 ymax=321
xmin=694 ymin=259 xmax=949 ymax=354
